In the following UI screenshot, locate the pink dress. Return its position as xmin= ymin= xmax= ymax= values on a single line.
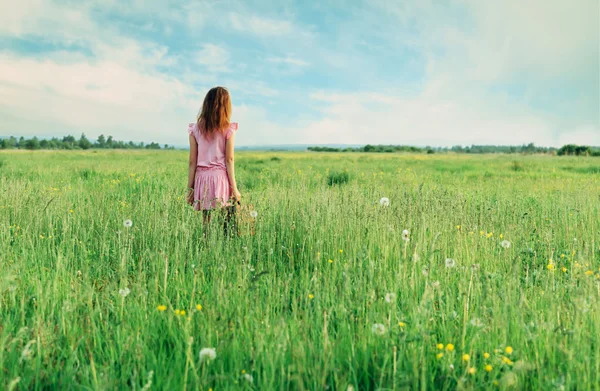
xmin=188 ymin=120 xmax=238 ymax=210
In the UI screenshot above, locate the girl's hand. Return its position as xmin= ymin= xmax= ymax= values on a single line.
xmin=186 ymin=188 xmax=195 ymax=205
xmin=232 ymin=189 xmax=242 ymax=203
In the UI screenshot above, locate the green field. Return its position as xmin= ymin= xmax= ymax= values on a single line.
xmin=1 ymin=150 xmax=599 ymax=390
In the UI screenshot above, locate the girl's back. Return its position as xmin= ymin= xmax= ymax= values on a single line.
xmin=188 ymin=120 xmax=238 ymax=170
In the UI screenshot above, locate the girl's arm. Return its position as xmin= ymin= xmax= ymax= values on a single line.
xmin=187 ymin=134 xmax=198 ymax=205
xmin=225 ymin=133 xmax=241 ymax=201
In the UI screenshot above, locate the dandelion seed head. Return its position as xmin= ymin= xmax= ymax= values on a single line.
xmin=123 ymin=219 xmax=133 ymax=228
xmin=385 ymin=293 xmax=396 ymax=303
xmin=119 ymin=288 xmax=131 ymax=297
xmin=379 ymin=197 xmax=390 ymax=207
xmin=402 ymin=229 xmax=410 ymax=242
xmin=445 ymin=258 xmax=456 ymax=268
xmin=249 ymin=210 xmax=258 ymax=218
xmin=199 ymin=347 xmax=216 ymax=362
xmin=501 ymin=240 xmax=511 ymax=249
xmin=371 ymin=323 xmax=386 ymax=335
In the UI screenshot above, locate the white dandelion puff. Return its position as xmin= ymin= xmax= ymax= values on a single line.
xmin=249 ymin=210 xmax=258 ymax=219
xmin=470 ymin=318 xmax=484 ymax=327
xmin=421 ymin=267 xmax=429 ymax=276
xmin=371 ymin=323 xmax=386 ymax=335
xmin=199 ymin=347 xmax=216 ymax=362
xmin=445 ymin=258 xmax=456 ymax=268
xmin=123 ymin=219 xmax=133 ymax=228
xmin=379 ymin=197 xmax=390 ymax=207
xmin=501 ymin=240 xmax=511 ymax=249
xmin=385 ymin=293 xmax=397 ymax=303
xmin=242 ymin=373 xmax=254 ymax=383
xmin=402 ymin=229 xmax=410 ymax=242
xmin=119 ymin=287 xmax=131 ymax=297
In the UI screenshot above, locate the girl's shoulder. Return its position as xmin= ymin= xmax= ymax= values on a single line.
xmin=225 ymin=122 xmax=238 ymax=140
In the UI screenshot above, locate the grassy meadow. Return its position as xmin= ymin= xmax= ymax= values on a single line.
xmin=0 ymin=150 xmax=599 ymax=390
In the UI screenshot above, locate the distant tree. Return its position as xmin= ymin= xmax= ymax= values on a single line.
xmin=96 ymin=134 xmax=106 ymax=148
xmin=17 ymin=136 xmax=25 ymax=148
xmin=24 ymin=137 xmax=41 ymax=150
xmin=78 ymin=133 xmax=92 ymax=150
xmin=40 ymin=139 xmax=50 ymax=149
xmin=106 ymin=135 xmax=114 ymax=148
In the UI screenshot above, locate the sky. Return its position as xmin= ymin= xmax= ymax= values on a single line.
xmin=0 ymin=0 xmax=598 ymax=147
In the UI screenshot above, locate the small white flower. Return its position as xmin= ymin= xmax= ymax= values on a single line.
xmin=501 ymin=240 xmax=511 ymax=249
xmin=379 ymin=197 xmax=390 ymax=207
xmin=402 ymin=229 xmax=410 ymax=242
xmin=242 ymin=373 xmax=254 ymax=383
xmin=385 ymin=293 xmax=396 ymax=303
xmin=431 ymin=281 xmax=441 ymax=289
xmin=119 ymin=287 xmax=130 ymax=297
xmin=249 ymin=210 xmax=258 ymax=218
xmin=347 ymin=386 xmax=355 ymax=391
xmin=371 ymin=323 xmax=386 ymax=335
xmin=199 ymin=347 xmax=216 ymax=362
xmin=470 ymin=318 xmax=484 ymax=327
xmin=445 ymin=258 xmax=456 ymax=268
xmin=450 ymin=311 xmax=458 ymax=319
xmin=421 ymin=267 xmax=429 ymax=276
xmin=123 ymin=219 xmax=133 ymax=228
xmin=191 ymin=264 xmax=196 ymax=269
xmin=449 ymin=364 xmax=455 ymax=371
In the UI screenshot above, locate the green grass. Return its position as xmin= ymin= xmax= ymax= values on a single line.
xmin=1 ymin=150 xmax=599 ymax=390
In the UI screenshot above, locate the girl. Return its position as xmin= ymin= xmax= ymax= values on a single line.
xmin=187 ymin=87 xmax=241 ymax=227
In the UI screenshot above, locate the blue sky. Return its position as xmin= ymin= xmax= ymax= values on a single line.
xmin=0 ymin=0 xmax=598 ymax=147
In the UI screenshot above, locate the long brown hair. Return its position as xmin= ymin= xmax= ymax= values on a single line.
xmin=198 ymin=86 xmax=231 ymax=137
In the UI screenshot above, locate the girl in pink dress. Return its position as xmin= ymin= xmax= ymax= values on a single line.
xmin=186 ymin=87 xmax=241 ymax=226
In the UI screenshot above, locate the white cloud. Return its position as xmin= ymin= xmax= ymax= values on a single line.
xmin=268 ymin=56 xmax=310 ymax=67
xmin=229 ymin=13 xmax=293 ymax=36
xmin=196 ymin=44 xmax=230 ymax=73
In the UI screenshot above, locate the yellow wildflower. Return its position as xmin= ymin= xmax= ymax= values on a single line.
xmin=561 ymin=267 xmax=567 ymax=273
xmin=505 ymin=346 xmax=513 ymax=354
xmin=456 ymin=225 xmax=461 ymax=229
xmin=308 ymin=294 xmax=314 ymax=300
xmin=485 ymin=364 xmax=493 ymax=372
xmin=437 ymin=343 xmax=444 ymax=350
xmin=585 ymin=270 xmax=594 ymax=276
xmin=446 ymin=344 xmax=455 ymax=352
xmin=398 ymin=321 xmax=406 ymax=327
xmin=157 ymin=305 xmax=167 ymax=311
xmin=502 ymin=357 xmax=513 ymax=365
xmin=174 ymin=309 xmax=181 ymax=315
xmin=486 ymin=232 xmax=493 ymax=238
xmin=479 ymin=231 xmax=485 ymax=236
xmin=468 ymin=367 xmax=476 ymax=375
xmin=484 ymin=352 xmax=490 ymax=359
xmin=462 ymin=354 xmax=470 ymax=362
xmin=436 ymin=353 xmax=444 ymax=359
xmin=328 ymin=259 xmax=333 ymax=263
xmin=547 ymin=263 xmax=555 ymax=271
xmin=179 ymin=310 xmax=186 ymax=316
xmin=499 ymin=233 xmax=503 ymax=239
xmin=196 ymin=304 xmax=203 ymax=311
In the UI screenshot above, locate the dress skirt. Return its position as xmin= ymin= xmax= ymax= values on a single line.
xmin=192 ymin=167 xmax=232 ymax=211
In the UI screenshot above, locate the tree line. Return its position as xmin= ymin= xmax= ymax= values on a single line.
xmin=308 ymin=143 xmax=600 ymax=156
xmin=0 ymin=134 xmax=174 ymax=150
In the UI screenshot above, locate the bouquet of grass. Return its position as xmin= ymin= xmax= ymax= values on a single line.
xmin=235 ymin=202 xmax=256 ymax=236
